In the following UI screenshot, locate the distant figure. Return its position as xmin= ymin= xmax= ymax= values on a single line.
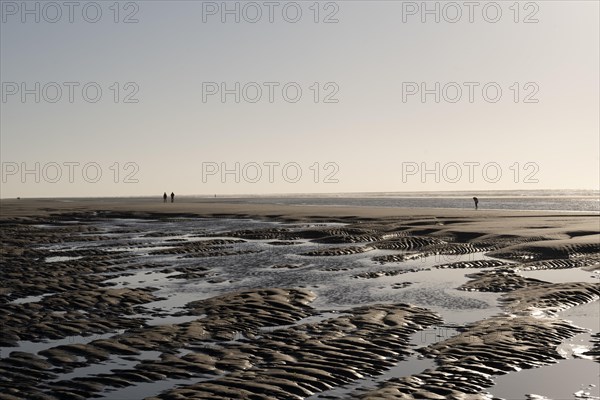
xmin=473 ymin=196 xmax=479 ymax=210
xmin=163 ymin=192 xmax=167 ymax=203
xmin=171 ymin=192 xmax=175 ymax=203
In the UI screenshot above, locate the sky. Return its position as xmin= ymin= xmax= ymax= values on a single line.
xmin=1 ymin=0 xmax=599 ymax=198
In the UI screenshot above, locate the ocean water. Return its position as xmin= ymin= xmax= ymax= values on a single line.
xmin=198 ymin=190 xmax=600 ymax=212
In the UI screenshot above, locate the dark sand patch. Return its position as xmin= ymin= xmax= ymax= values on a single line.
xmin=357 ymin=275 xmax=599 ymax=399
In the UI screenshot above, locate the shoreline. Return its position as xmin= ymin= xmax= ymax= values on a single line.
xmin=2 ymin=198 xmax=599 ymax=220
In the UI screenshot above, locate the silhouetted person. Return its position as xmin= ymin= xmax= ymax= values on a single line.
xmin=473 ymin=196 xmax=479 ymax=210
xmin=163 ymin=192 xmax=167 ymax=203
xmin=171 ymin=192 xmax=175 ymax=203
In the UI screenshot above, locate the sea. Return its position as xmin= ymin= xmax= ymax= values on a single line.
xmin=193 ymin=190 xmax=600 ymax=213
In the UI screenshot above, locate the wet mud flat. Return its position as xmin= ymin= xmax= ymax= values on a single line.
xmin=0 ymin=210 xmax=599 ymax=399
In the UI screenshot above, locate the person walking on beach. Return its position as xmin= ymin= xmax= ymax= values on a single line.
xmin=171 ymin=192 xmax=175 ymax=203
xmin=163 ymin=192 xmax=167 ymax=203
xmin=473 ymin=196 xmax=479 ymax=210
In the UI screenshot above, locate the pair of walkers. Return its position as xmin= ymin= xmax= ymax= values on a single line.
xmin=163 ymin=192 xmax=175 ymax=203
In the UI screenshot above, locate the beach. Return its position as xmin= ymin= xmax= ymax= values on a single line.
xmin=0 ymin=198 xmax=599 ymax=399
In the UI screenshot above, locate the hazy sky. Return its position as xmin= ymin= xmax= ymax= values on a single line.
xmin=1 ymin=0 xmax=598 ymax=197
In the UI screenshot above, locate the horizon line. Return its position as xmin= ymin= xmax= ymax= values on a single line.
xmin=2 ymin=188 xmax=599 ymax=201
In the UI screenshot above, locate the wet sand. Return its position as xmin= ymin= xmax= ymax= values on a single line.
xmin=0 ymin=198 xmax=598 ymax=399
